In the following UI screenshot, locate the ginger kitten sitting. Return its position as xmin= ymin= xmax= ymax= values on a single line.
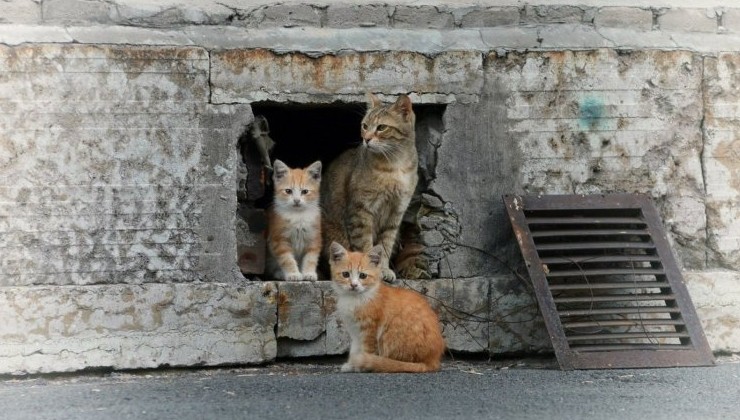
xmin=265 ymin=159 xmax=322 ymax=281
xmin=329 ymin=241 xmax=445 ymax=373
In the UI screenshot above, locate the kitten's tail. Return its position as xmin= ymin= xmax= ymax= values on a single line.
xmin=352 ymin=353 xmax=440 ymax=373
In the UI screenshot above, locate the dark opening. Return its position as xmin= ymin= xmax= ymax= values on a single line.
xmin=250 ymin=102 xmax=366 ymax=169
xmin=238 ymin=101 xmax=448 ymax=279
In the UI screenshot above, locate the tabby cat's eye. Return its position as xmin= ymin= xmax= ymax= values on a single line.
xmin=359 ymin=273 xmax=367 ymax=279
xmin=342 ymin=271 xmax=350 ymax=278
xmin=285 ymin=189 xmax=292 ymax=194
xmin=362 ymin=123 xmax=368 ymax=130
xmin=301 ymin=189 xmax=309 ymax=195
xmin=377 ymin=124 xmax=388 ymax=132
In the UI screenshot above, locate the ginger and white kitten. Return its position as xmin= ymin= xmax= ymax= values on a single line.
xmin=265 ymin=159 xmax=322 ymax=281
xmin=329 ymin=242 xmax=445 ymax=373
xmin=322 ymin=94 xmax=419 ymax=282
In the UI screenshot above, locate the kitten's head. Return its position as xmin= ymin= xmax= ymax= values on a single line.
xmin=272 ymin=159 xmax=322 ymax=212
xmin=329 ymin=242 xmax=383 ymax=295
xmin=360 ymin=94 xmax=416 ymax=156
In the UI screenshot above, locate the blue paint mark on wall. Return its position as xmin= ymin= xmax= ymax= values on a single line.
xmin=579 ymin=98 xmax=604 ymax=130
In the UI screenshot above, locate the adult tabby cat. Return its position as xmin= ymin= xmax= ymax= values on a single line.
xmin=265 ymin=159 xmax=322 ymax=281
xmin=329 ymin=242 xmax=445 ymax=373
xmin=321 ymin=94 xmax=418 ymax=282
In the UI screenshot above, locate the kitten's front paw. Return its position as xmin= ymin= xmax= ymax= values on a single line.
xmin=381 ymin=268 xmax=397 ymax=283
xmin=285 ymin=272 xmax=303 ymax=281
xmin=302 ymin=272 xmax=318 ymax=281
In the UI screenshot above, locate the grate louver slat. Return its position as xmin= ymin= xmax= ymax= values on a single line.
xmin=504 ymin=194 xmax=714 ymax=369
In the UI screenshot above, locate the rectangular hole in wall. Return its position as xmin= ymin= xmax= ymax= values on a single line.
xmin=236 ymin=101 xmax=447 ymax=280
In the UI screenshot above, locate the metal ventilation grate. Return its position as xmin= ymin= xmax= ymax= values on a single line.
xmin=504 ymin=194 xmax=714 ymax=370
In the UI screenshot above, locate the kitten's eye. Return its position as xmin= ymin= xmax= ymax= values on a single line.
xmin=341 ymin=272 xmax=350 ymax=278
xmin=361 ymin=123 xmax=368 ymax=130
xmin=301 ymin=189 xmax=309 ymax=195
xmin=377 ymin=124 xmax=388 ymax=132
xmin=359 ymin=273 xmax=367 ymax=280
xmin=284 ymin=189 xmax=292 ymax=194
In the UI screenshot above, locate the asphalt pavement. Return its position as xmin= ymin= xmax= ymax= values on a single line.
xmin=1 ymin=356 xmax=738 ymax=420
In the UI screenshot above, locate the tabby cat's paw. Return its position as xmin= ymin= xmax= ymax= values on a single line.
xmin=340 ymin=362 xmax=357 ymax=373
xmin=381 ymin=268 xmax=397 ymax=283
xmin=302 ymin=272 xmax=318 ymax=281
xmin=285 ymin=272 xmax=303 ymax=281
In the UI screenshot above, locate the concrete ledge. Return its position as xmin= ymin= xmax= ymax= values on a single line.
xmin=4 ymin=24 xmax=740 ymax=54
xmin=3 ymin=273 xmax=734 ymax=375
xmin=0 ymin=277 xmax=551 ymax=375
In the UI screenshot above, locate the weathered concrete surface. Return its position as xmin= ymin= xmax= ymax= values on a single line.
xmin=0 ymin=44 xmax=249 ymax=286
xmin=211 ymin=49 xmax=484 ymax=104
xmin=1 ymin=2 xmax=739 ymax=375
xmin=686 ymin=271 xmax=740 ymax=353
xmin=0 ymin=283 xmax=277 ymax=375
xmin=703 ymin=53 xmax=740 ymax=270
xmin=275 ymin=278 xmax=548 ymax=357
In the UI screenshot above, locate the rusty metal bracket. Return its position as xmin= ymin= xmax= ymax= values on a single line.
xmin=504 ymin=194 xmax=714 ymax=370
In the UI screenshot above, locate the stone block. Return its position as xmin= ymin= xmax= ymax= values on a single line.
xmin=723 ymin=9 xmax=740 ymax=32
xmin=594 ymin=7 xmax=653 ymax=31
xmin=407 ymin=278 xmax=490 ymax=353
xmin=326 ymin=4 xmax=390 ymax=28
xmin=112 ymin=1 xmax=232 ymax=26
xmin=276 ymin=281 xmax=348 ymax=358
xmin=211 ymin=49 xmax=483 ymax=103
xmin=702 ymin=53 xmax=740 ymax=270
xmin=659 ymin=8 xmax=718 ymax=33
xmin=0 ymin=0 xmax=41 ymax=24
xmin=0 ymin=44 xmax=250 ymax=286
xmin=42 ymin=0 xmax=113 ymax=24
xmin=0 ymin=24 xmax=73 ymax=45
xmin=480 ymin=26 xmax=541 ymax=49
xmin=460 ymin=7 xmax=520 ymax=27
xmin=523 ymin=5 xmax=586 ymax=24
xmin=489 ymin=276 xmax=551 ymax=354
xmin=685 ymin=271 xmax=740 ymax=353
xmin=258 ymin=4 xmax=322 ymax=28
xmin=393 ymin=6 xmax=454 ymax=29
xmin=596 ymin=27 xmax=677 ymax=49
xmin=539 ymin=24 xmax=613 ymax=48
xmin=0 ymin=283 xmax=278 ymax=375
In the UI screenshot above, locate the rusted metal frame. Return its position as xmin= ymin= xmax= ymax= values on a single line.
xmin=504 ymin=194 xmax=576 ymax=370
xmin=639 ymin=195 xmax=714 ymax=360
xmin=504 ymin=193 xmax=715 ymax=369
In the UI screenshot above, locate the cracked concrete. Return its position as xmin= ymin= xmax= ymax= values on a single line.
xmin=0 ymin=1 xmax=739 ymax=374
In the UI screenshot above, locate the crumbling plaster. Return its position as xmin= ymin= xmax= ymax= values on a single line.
xmin=1 ymin=1 xmax=739 ymax=374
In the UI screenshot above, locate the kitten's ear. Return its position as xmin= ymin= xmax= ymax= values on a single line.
xmin=367 ymin=245 xmax=383 ymax=267
xmin=392 ymin=95 xmax=413 ymax=121
xmin=367 ymin=92 xmax=382 ymax=108
xmin=330 ymin=242 xmax=347 ymax=262
xmin=306 ymin=160 xmax=322 ymax=182
xmin=273 ymin=159 xmax=289 ymax=181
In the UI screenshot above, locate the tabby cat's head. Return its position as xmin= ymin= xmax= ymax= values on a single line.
xmin=360 ymin=94 xmax=416 ymax=156
xmin=329 ymin=242 xmax=383 ymax=294
xmin=272 ymin=159 xmax=322 ymax=212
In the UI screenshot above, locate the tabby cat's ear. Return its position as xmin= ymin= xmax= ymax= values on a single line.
xmin=253 ymin=115 xmax=270 ymax=133
xmin=306 ymin=160 xmax=322 ymax=182
xmin=330 ymin=242 xmax=347 ymax=262
xmin=392 ymin=95 xmax=413 ymax=121
xmin=367 ymin=92 xmax=382 ymax=108
xmin=367 ymin=245 xmax=383 ymax=267
xmin=273 ymin=159 xmax=289 ymax=181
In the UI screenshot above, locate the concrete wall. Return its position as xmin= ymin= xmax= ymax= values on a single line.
xmin=1 ymin=0 xmax=739 ymax=374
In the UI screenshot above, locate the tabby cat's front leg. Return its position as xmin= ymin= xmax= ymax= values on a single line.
xmin=346 ymin=205 xmax=375 ymax=253
xmin=375 ymin=207 xmax=406 ymax=282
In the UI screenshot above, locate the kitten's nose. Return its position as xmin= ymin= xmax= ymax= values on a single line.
xmin=350 ymin=283 xmax=358 ymax=290
xmin=293 ymin=198 xmax=301 ymax=206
